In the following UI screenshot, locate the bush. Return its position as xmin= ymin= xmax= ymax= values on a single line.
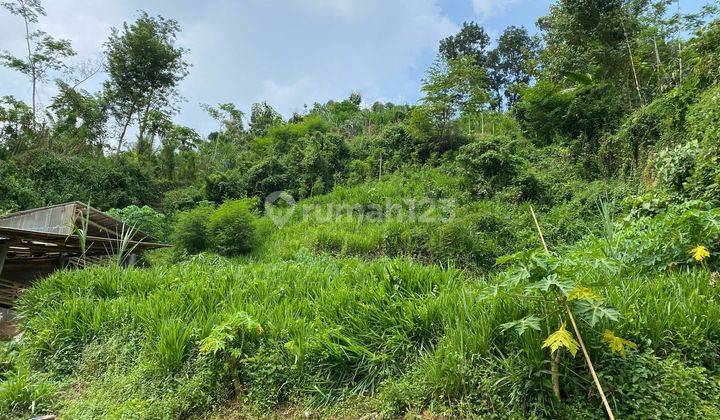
xmin=687 ymin=85 xmax=720 ymax=203
xmin=107 ymin=205 xmax=168 ymax=241
xmin=455 ymin=136 xmax=528 ymax=197
xmin=204 ymin=171 xmax=246 ymax=204
xmin=206 ymin=199 xmax=259 ymax=256
xmin=514 ymin=80 xmax=573 ymax=145
xmin=162 ymin=185 xmax=204 ymax=213
xmin=601 ymin=353 xmax=720 ymax=419
xmin=171 ymin=203 xmax=215 ymax=254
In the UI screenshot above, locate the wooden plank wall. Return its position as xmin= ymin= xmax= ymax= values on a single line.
xmin=0 ymin=258 xmax=59 ymax=308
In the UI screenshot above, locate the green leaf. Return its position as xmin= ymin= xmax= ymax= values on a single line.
xmin=561 ymin=70 xmax=594 ymax=86
xmin=501 ymin=316 xmax=542 ymax=336
xmin=526 ymin=273 xmax=574 ymax=296
xmin=499 ymin=267 xmax=531 ymax=287
xmin=542 ymin=323 xmax=579 ymax=357
xmin=602 ymin=330 xmax=638 ymax=357
xmin=481 ymin=284 xmax=501 ymax=299
xmin=574 ymin=300 xmax=620 ymax=326
xmin=567 ymin=285 xmax=604 ymax=302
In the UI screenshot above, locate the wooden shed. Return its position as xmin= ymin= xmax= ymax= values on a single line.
xmin=0 ymin=202 xmax=167 ymax=308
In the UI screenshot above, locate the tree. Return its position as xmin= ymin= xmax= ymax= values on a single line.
xmin=421 ymin=56 xmax=488 ymax=137
xmin=0 ymin=96 xmax=35 ymax=156
xmin=494 ymin=26 xmax=539 ymax=108
xmin=203 ymin=102 xmax=245 ymax=139
xmin=439 ymin=21 xmax=491 ymax=66
xmin=104 ymin=12 xmax=188 ymax=156
xmin=159 ymin=124 xmax=201 ymax=181
xmin=1 ymin=0 xmax=75 ymax=126
xmin=249 ymin=101 xmax=282 ymax=137
xmin=136 ymin=109 xmax=172 ymax=157
xmin=49 ymin=81 xmax=108 ymax=154
xmin=486 ymin=49 xmax=504 ymax=111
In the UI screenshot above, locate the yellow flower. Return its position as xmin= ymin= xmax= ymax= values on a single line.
xmin=691 ymin=245 xmax=710 ymax=262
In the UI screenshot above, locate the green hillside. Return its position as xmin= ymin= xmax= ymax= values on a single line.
xmin=2 ymin=1 xmax=720 ymax=418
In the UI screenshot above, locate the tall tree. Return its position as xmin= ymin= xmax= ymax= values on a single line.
xmin=439 ymin=21 xmax=491 ymax=66
xmin=493 ymin=26 xmax=539 ymax=108
xmin=159 ymin=124 xmax=200 ymax=182
xmin=421 ymin=56 xmax=488 ymax=137
xmin=203 ymin=102 xmax=245 ymax=139
xmin=537 ymin=0 xmax=643 ymax=81
xmin=104 ymin=12 xmax=188 ymax=156
xmin=249 ymin=101 xmax=282 ymax=137
xmin=49 ymin=81 xmax=108 ymax=154
xmin=1 ymin=0 xmax=75 ymax=126
xmin=486 ymin=49 xmax=504 ymax=111
xmin=0 ymin=96 xmax=34 ymax=156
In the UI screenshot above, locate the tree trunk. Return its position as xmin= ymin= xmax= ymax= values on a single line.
xmin=21 ymin=2 xmax=36 ymax=128
xmin=551 ymin=349 xmax=561 ymax=400
xmin=227 ymin=355 xmax=242 ymax=395
xmin=378 ymin=152 xmax=383 ymax=180
xmin=622 ymin=21 xmax=645 ymax=106
xmin=653 ymin=35 xmax=663 ymax=91
xmin=137 ymin=91 xmax=154 ymax=154
xmin=116 ymin=103 xmax=136 ymax=157
xmin=677 ymin=0 xmax=683 ymax=84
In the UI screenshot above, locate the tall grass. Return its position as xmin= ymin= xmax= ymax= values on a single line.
xmin=2 ymin=172 xmax=717 ymax=418
xmin=6 ymin=249 xmax=720 ymax=418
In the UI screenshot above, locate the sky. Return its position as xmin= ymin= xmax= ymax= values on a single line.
xmin=0 ymin=0 xmax=710 ymax=136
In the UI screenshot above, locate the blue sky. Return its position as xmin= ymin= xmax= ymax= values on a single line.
xmin=0 ymin=0 xmax=710 ymax=136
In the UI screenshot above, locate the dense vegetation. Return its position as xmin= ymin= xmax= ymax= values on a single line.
xmin=1 ymin=0 xmax=720 ymax=418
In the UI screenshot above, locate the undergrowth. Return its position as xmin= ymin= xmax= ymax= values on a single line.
xmin=2 ymin=211 xmax=719 ymax=418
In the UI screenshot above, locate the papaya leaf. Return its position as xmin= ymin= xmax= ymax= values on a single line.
xmin=480 ymin=284 xmax=501 ymax=299
xmin=501 ymin=315 xmax=542 ymax=336
xmin=500 ymin=267 xmax=531 ymax=287
xmin=568 ymin=285 xmax=604 ymax=302
xmin=541 ymin=323 xmax=578 ymax=357
xmin=602 ymin=330 xmax=638 ymax=357
xmin=574 ymin=300 xmax=619 ymax=326
xmin=527 ymin=273 xmax=574 ymax=296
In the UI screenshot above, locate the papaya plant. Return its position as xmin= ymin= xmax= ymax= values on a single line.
xmin=199 ymin=311 xmax=264 ymax=394
xmin=494 ymin=206 xmax=637 ymax=419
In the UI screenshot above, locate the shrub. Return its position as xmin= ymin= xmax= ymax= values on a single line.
xmin=514 ymin=80 xmax=573 ymax=145
xmin=107 ymin=205 xmax=168 ymax=241
xmin=687 ymin=85 xmax=720 ymax=203
xmin=207 ymin=199 xmax=259 ymax=256
xmin=455 ymin=136 xmax=527 ymax=197
xmin=204 ymin=171 xmax=246 ymax=204
xmin=171 ymin=203 xmax=215 ymax=254
xmin=162 ymin=185 xmax=204 ymax=213
xmin=655 ymin=140 xmax=701 ymax=193
xmin=601 ymin=353 xmax=720 ymax=419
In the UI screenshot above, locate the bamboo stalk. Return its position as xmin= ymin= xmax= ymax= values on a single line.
xmin=529 ymin=205 xmax=615 ymax=420
xmin=621 ymin=20 xmax=645 ymax=106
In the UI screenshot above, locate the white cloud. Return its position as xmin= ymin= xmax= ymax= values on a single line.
xmin=470 ymin=0 xmax=521 ymax=19
xmin=0 ymin=0 xmax=457 ymax=135
xmin=179 ymin=0 xmax=457 ymax=131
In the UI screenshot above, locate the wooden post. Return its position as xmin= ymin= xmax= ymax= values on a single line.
xmin=0 ymin=241 xmax=9 ymax=278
